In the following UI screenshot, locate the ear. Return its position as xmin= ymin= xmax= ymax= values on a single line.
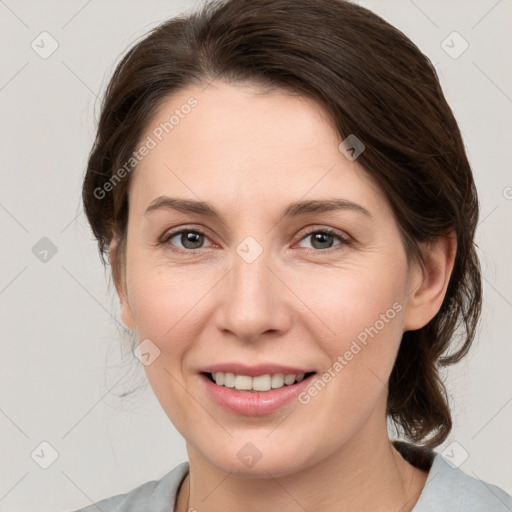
xmin=109 ymin=236 xmax=136 ymax=330
xmin=402 ymin=232 xmax=457 ymax=332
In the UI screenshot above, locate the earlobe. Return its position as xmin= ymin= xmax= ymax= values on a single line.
xmin=109 ymin=236 xmax=136 ymax=331
xmin=402 ymin=232 xmax=457 ymax=332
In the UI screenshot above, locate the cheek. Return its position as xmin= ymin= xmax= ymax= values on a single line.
xmin=294 ymin=260 xmax=407 ymax=400
xmin=125 ymin=266 xmax=214 ymax=433
xmin=293 ymin=275 xmax=406 ymax=439
xmin=126 ymin=262 xmax=211 ymax=337
xmin=124 ymin=261 xmax=224 ymax=416
xmin=292 ymin=259 xmax=407 ymax=343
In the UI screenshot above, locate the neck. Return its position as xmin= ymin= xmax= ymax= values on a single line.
xmin=176 ymin=423 xmax=428 ymax=512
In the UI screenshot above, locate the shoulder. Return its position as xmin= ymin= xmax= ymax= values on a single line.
xmin=414 ymin=452 xmax=512 ymax=512
xmin=66 ymin=462 xmax=189 ymax=512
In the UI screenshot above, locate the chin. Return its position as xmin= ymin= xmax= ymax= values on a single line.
xmin=193 ymin=434 xmax=327 ymax=479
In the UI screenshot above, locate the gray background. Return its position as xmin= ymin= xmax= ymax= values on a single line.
xmin=0 ymin=0 xmax=511 ymax=510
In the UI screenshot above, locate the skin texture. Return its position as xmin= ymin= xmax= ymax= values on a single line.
xmin=110 ymin=81 xmax=456 ymax=512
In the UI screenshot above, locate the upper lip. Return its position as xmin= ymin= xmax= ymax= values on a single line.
xmin=199 ymin=363 xmax=315 ymax=377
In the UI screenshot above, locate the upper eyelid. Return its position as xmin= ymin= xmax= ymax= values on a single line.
xmin=296 ymin=225 xmax=350 ymax=240
xmin=162 ymin=226 xmax=215 ymax=243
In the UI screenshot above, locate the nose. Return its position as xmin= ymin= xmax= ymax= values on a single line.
xmin=214 ymin=250 xmax=293 ymax=342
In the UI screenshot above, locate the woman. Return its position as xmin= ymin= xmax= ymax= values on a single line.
xmin=72 ymin=0 xmax=511 ymax=510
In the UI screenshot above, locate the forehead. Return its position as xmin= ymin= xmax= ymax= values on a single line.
xmin=129 ymin=80 xmax=385 ymax=215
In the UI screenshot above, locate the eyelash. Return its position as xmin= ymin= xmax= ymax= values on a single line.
xmin=159 ymin=226 xmax=352 ymax=255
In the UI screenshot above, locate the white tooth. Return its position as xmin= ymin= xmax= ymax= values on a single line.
xmin=271 ymin=374 xmax=285 ymax=388
xmin=223 ymin=372 xmax=235 ymax=388
xmin=284 ymin=374 xmax=297 ymax=385
xmin=234 ymin=375 xmax=252 ymax=390
xmin=213 ymin=372 xmax=306 ymax=390
xmin=252 ymin=374 xmax=272 ymax=391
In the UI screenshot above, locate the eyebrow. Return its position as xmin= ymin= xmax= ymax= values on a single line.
xmin=144 ymin=196 xmax=372 ymax=223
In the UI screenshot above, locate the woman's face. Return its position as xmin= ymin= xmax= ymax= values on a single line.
xmin=117 ymin=81 xmax=425 ymax=476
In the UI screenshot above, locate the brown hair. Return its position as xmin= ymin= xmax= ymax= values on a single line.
xmin=82 ymin=0 xmax=482 ymax=448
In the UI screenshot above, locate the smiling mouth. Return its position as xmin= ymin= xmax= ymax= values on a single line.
xmin=203 ymin=371 xmax=316 ymax=392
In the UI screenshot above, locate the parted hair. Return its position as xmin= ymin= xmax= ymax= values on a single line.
xmin=82 ymin=0 xmax=482 ymax=447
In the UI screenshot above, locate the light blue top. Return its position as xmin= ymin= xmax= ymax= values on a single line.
xmin=69 ymin=453 xmax=512 ymax=511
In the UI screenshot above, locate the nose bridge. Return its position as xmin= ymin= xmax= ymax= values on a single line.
xmin=216 ymin=241 xmax=291 ymax=340
xmin=233 ymin=248 xmax=273 ymax=304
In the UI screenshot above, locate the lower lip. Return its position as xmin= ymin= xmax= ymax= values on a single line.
xmin=200 ymin=373 xmax=315 ymax=416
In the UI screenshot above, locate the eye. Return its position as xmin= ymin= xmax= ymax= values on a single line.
xmin=161 ymin=228 xmax=213 ymax=252
xmin=160 ymin=226 xmax=351 ymax=254
xmin=296 ymin=228 xmax=351 ymax=251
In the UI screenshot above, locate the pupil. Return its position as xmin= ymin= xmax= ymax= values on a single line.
xmin=312 ymin=232 xmax=333 ymax=249
xmin=182 ymin=232 xmax=203 ymax=249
